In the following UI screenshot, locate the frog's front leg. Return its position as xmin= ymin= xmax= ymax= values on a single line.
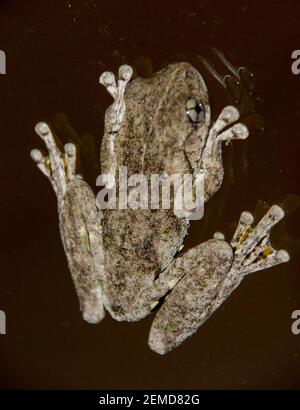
xmin=175 ymin=105 xmax=248 ymax=219
xmin=99 ymin=64 xmax=133 ymax=180
xmin=148 ymin=205 xmax=290 ymax=355
xmin=200 ymin=104 xmax=249 ymax=201
xmin=31 ymin=123 xmax=105 ymax=323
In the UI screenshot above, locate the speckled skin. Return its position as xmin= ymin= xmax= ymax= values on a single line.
xmin=148 ymin=239 xmax=233 ymax=354
xmin=101 ymin=63 xmax=211 ymax=177
xmin=101 ymin=63 xmax=213 ymax=321
xmin=31 ymin=62 xmax=289 ymax=355
xmin=60 ymin=179 xmax=105 ymax=323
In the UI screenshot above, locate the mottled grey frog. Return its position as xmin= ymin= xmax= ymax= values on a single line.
xmin=31 ymin=61 xmax=289 ymax=354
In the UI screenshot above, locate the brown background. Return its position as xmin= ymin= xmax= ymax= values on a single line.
xmin=0 ymin=0 xmax=300 ymax=389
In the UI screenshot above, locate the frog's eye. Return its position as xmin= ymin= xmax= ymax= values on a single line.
xmin=186 ymin=97 xmax=205 ymax=125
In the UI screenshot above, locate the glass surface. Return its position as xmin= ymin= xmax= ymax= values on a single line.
xmin=0 ymin=0 xmax=299 ymax=389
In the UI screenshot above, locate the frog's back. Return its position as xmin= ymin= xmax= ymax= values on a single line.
xmin=102 ymin=208 xmax=187 ymax=320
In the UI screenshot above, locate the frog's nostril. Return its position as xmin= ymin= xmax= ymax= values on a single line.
xmin=185 ymin=69 xmax=194 ymax=79
xmin=186 ymin=97 xmax=205 ymax=124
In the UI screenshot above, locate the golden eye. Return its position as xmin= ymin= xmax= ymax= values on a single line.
xmin=186 ymin=97 xmax=205 ymax=125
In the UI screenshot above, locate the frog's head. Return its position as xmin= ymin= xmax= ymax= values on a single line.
xmin=153 ymin=62 xmax=211 ymax=171
xmin=123 ymin=62 xmax=211 ymax=174
xmin=117 ymin=62 xmax=210 ymax=173
xmin=163 ymin=62 xmax=211 ymax=167
xmin=149 ymin=62 xmax=211 ymax=141
xmin=163 ymin=62 xmax=211 ymax=132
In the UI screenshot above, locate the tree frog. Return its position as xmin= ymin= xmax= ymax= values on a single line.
xmin=31 ymin=60 xmax=290 ymax=354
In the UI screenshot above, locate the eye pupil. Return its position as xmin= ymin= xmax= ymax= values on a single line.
xmin=195 ymin=102 xmax=204 ymax=114
xmin=186 ymin=97 xmax=205 ymax=124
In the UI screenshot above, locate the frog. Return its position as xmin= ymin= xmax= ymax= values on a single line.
xmin=30 ymin=60 xmax=290 ymax=355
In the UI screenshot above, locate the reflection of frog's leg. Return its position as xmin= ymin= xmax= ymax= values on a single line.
xmin=212 ymin=49 xmax=259 ymax=119
xmin=99 ymin=65 xmax=133 ymax=178
xmin=202 ymin=51 xmax=263 ymax=177
xmin=200 ymin=50 xmax=257 ymax=116
xmin=148 ymin=205 xmax=289 ymax=355
xmin=31 ymin=122 xmax=106 ymax=324
xmin=200 ymin=105 xmax=249 ymax=201
xmin=213 ymin=48 xmax=240 ymax=76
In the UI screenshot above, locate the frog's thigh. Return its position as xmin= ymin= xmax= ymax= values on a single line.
xmin=148 ymin=239 xmax=233 ymax=355
xmin=60 ymin=180 xmax=105 ymax=324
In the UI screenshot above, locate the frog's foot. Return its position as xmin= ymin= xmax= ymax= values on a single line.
xmin=200 ymin=105 xmax=249 ymax=200
xmin=31 ymin=122 xmax=81 ymax=207
xmin=99 ymin=64 xmax=133 ymax=133
xmin=213 ymin=204 xmax=290 ymax=307
xmin=99 ymin=64 xmax=133 ymax=181
xmin=204 ymin=105 xmax=249 ymax=151
xmin=229 ymin=205 xmax=290 ymax=276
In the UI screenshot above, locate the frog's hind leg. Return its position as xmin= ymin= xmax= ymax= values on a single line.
xmin=148 ymin=205 xmax=290 ymax=355
xmin=99 ymin=65 xmax=133 ymax=179
xmin=31 ymin=123 xmax=106 ymax=324
xmin=148 ymin=238 xmax=233 ymax=354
